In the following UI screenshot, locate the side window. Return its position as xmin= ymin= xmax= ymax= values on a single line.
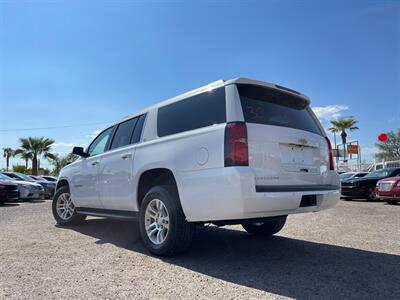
xmin=157 ymin=87 xmax=226 ymax=137
xmin=392 ymin=169 xmax=400 ymax=176
xmin=88 ymin=127 xmax=114 ymax=156
xmin=131 ymin=114 xmax=146 ymax=143
xmin=110 ymin=118 xmax=138 ymax=150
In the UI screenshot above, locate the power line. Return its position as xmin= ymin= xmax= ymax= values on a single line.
xmin=0 ymin=121 xmax=112 ymax=133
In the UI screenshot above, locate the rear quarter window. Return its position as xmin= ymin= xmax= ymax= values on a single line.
xmin=237 ymin=84 xmax=322 ymax=135
xmin=157 ymin=87 xmax=226 ymax=137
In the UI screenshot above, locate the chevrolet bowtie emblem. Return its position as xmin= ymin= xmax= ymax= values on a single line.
xmin=298 ymin=138 xmax=308 ymax=145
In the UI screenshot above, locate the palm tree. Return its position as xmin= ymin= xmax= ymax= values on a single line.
xmin=328 ymin=127 xmax=339 ymax=149
xmin=328 ymin=127 xmax=339 ymax=164
xmin=330 ymin=117 xmax=359 ymax=161
xmin=14 ymin=148 xmax=33 ymax=169
xmin=49 ymin=153 xmax=78 ymax=176
xmin=2 ymin=147 xmax=14 ymax=171
xmin=18 ymin=137 xmax=56 ymax=175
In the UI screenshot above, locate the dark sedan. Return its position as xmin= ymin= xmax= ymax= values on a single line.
xmin=341 ymin=168 xmax=400 ymax=201
xmin=0 ymin=179 xmax=19 ymax=204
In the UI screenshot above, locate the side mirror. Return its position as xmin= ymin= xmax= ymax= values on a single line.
xmin=72 ymin=147 xmax=89 ymax=158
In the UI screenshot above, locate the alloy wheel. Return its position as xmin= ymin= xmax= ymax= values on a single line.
xmin=144 ymin=198 xmax=170 ymax=245
xmin=56 ymin=192 xmax=75 ymax=221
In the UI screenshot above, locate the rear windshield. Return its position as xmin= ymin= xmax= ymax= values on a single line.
xmin=237 ymin=84 xmax=322 ymax=135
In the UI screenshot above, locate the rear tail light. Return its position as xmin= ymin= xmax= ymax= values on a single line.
xmin=224 ymin=122 xmax=249 ymax=166
xmin=325 ymin=137 xmax=335 ymax=170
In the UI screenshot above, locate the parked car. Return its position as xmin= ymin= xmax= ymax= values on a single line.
xmin=0 ymin=173 xmax=44 ymax=201
xmin=341 ymin=168 xmax=400 ymax=201
xmin=52 ymin=78 xmax=340 ymax=256
xmin=376 ymin=176 xmax=400 ymax=204
xmin=0 ymin=179 xmax=19 ymax=204
xmin=29 ymin=175 xmax=56 ymax=198
xmin=339 ymin=172 xmax=368 ymax=181
xmin=40 ymin=175 xmax=57 ymax=182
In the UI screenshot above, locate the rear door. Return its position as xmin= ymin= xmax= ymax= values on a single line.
xmin=236 ymin=84 xmax=330 ymax=187
xmin=99 ymin=114 xmax=146 ymax=211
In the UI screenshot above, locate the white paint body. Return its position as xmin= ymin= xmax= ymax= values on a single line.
xmin=58 ymin=78 xmax=340 ymax=222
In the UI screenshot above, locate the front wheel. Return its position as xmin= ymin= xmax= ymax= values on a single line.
xmin=52 ymin=185 xmax=86 ymax=225
xmin=139 ymin=185 xmax=194 ymax=256
xmin=366 ymin=187 xmax=378 ymax=202
xmin=242 ymin=216 xmax=287 ymax=236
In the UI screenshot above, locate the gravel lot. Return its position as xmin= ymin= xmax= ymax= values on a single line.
xmin=0 ymin=199 xmax=399 ymax=299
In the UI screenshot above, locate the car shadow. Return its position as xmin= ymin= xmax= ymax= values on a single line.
xmin=341 ymin=198 xmax=383 ymax=203
xmin=0 ymin=202 xmax=20 ymax=207
xmin=66 ymin=218 xmax=400 ymax=299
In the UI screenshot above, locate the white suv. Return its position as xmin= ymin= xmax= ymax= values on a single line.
xmin=53 ymin=78 xmax=340 ymax=256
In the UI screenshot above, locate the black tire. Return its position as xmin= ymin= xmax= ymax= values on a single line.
xmin=242 ymin=216 xmax=287 ymax=236
xmin=0 ymin=199 xmax=5 ymax=205
xmin=52 ymin=185 xmax=86 ymax=226
xmin=139 ymin=185 xmax=194 ymax=256
xmin=366 ymin=187 xmax=378 ymax=202
xmin=342 ymin=197 xmax=352 ymax=201
xmin=387 ymin=200 xmax=397 ymax=205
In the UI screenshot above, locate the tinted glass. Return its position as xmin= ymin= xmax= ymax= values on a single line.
xmin=391 ymin=169 xmax=400 ymax=176
xmin=354 ymin=173 xmax=367 ymax=178
xmin=110 ymin=118 xmax=138 ymax=150
xmin=131 ymin=114 xmax=146 ymax=143
xmin=16 ymin=173 xmax=34 ymax=181
xmin=365 ymin=169 xmax=391 ymax=178
xmin=339 ymin=173 xmax=354 ymax=180
xmin=0 ymin=173 xmax=13 ymax=180
xmin=238 ymin=84 xmax=322 ymax=135
xmin=157 ymin=87 xmax=226 ymax=137
xmin=88 ymin=127 xmax=114 ymax=156
xmin=4 ymin=173 xmax=20 ymax=180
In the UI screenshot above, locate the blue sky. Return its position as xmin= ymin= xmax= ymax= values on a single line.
xmin=1 ymin=0 xmax=399 ymax=169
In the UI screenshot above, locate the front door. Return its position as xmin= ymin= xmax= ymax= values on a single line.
xmin=71 ymin=126 xmax=115 ymax=208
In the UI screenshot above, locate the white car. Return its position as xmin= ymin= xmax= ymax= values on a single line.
xmin=53 ymin=78 xmax=340 ymax=256
xmin=0 ymin=173 xmax=44 ymax=201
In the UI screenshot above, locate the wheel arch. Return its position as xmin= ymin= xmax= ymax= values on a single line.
xmin=136 ymin=168 xmax=180 ymax=210
xmin=56 ymin=178 xmax=69 ymax=191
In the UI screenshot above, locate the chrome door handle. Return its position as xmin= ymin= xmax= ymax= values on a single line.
xmin=91 ymin=161 xmax=99 ymax=166
xmin=121 ymin=153 xmax=132 ymax=160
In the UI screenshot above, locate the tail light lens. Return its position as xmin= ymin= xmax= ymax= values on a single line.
xmin=325 ymin=137 xmax=334 ymax=170
xmin=224 ymin=122 xmax=248 ymax=166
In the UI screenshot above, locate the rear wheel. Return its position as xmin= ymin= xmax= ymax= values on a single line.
xmin=52 ymin=185 xmax=86 ymax=225
xmin=242 ymin=216 xmax=287 ymax=236
xmin=139 ymin=185 xmax=194 ymax=256
xmin=387 ymin=200 xmax=397 ymax=205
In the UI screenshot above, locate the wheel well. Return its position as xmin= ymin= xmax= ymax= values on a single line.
xmin=137 ymin=168 xmax=178 ymax=209
xmin=56 ymin=179 xmax=69 ymax=191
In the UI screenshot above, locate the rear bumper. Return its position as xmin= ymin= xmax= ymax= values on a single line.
xmin=178 ymin=167 xmax=340 ymax=222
